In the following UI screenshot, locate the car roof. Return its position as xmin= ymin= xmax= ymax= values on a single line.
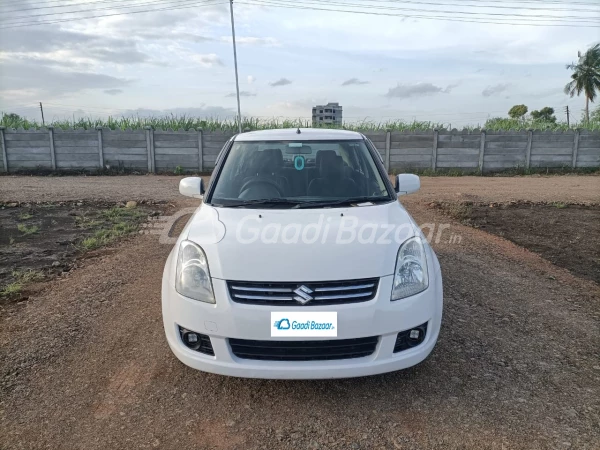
xmin=234 ymin=128 xmax=364 ymax=142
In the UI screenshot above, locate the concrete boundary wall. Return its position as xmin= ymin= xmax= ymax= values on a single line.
xmin=0 ymin=127 xmax=598 ymax=173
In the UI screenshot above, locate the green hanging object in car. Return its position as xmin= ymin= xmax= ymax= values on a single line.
xmin=294 ymin=155 xmax=305 ymax=171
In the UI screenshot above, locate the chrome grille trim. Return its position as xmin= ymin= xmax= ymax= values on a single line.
xmin=234 ymin=294 xmax=294 ymax=301
xmin=231 ymin=286 xmax=293 ymax=293
xmin=227 ymin=278 xmax=379 ymax=306
xmin=313 ymin=292 xmax=372 ymax=300
xmin=314 ymin=283 xmax=375 ymax=292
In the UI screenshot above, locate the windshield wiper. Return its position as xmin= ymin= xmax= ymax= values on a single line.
xmin=212 ymin=196 xmax=392 ymax=209
xmin=213 ymin=198 xmax=302 ymax=208
xmin=292 ymin=196 xmax=391 ymax=209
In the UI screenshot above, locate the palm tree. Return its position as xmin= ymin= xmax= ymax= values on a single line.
xmin=564 ymin=43 xmax=600 ymax=123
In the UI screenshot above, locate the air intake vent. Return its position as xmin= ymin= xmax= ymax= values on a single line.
xmin=229 ymin=336 xmax=379 ymax=361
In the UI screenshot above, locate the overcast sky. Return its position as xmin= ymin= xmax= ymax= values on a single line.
xmin=0 ymin=0 xmax=599 ymax=127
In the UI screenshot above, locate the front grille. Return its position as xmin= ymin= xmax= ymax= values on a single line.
xmin=227 ymin=278 xmax=379 ymax=306
xmin=229 ymin=336 xmax=379 ymax=361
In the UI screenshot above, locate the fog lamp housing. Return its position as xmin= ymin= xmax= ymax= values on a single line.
xmin=178 ymin=326 xmax=215 ymax=356
xmin=393 ymin=322 xmax=428 ymax=353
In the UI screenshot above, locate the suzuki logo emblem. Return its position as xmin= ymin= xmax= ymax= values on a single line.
xmin=293 ymin=285 xmax=314 ymax=305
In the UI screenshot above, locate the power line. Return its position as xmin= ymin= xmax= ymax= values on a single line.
xmin=244 ymin=0 xmax=585 ymax=24
xmin=260 ymin=0 xmax=600 ymax=23
xmin=1 ymin=0 xmax=217 ymax=22
xmin=1 ymin=0 xmax=159 ymax=14
xmin=2 ymin=0 xmax=597 ymax=28
xmin=448 ymin=0 xmax=600 ymax=6
xmin=0 ymin=0 xmax=227 ymax=28
xmin=326 ymin=0 xmax=600 ymax=13
xmin=8 ymin=0 xmax=596 ymax=7
xmin=5 ymin=0 xmax=598 ymax=14
xmin=239 ymin=0 xmax=600 ymax=27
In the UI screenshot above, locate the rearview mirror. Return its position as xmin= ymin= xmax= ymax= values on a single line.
xmin=179 ymin=177 xmax=205 ymax=199
xmin=395 ymin=174 xmax=420 ymax=196
xmin=285 ymin=144 xmax=312 ymax=154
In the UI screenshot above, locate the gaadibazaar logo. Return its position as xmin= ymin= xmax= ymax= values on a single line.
xmin=237 ymin=215 xmax=414 ymax=245
xmin=236 ymin=215 xmax=461 ymax=245
xmin=141 ymin=209 xmax=462 ymax=246
xmin=271 ymin=312 xmax=338 ymax=337
xmin=274 ymin=318 xmax=335 ymax=331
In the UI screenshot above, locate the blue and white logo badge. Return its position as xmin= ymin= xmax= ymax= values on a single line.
xmin=273 ymin=318 xmax=291 ymax=330
xmin=271 ymin=312 xmax=337 ymax=337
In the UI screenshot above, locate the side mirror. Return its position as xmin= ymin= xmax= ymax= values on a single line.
xmin=395 ymin=174 xmax=420 ymax=196
xmin=179 ymin=177 xmax=205 ymax=199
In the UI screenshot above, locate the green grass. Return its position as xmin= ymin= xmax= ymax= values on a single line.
xmin=3 ymin=112 xmax=599 ymax=132
xmin=17 ymin=224 xmax=39 ymax=235
xmin=0 ymin=282 xmax=23 ymax=297
xmin=79 ymin=223 xmax=138 ymax=250
xmin=18 ymin=212 xmax=33 ymax=220
xmin=75 ymin=215 xmax=104 ymax=229
xmin=2 ymin=206 xmax=148 ymax=299
xmin=100 ymin=206 xmax=145 ymax=222
xmin=77 ymin=206 xmax=146 ymax=250
xmin=0 ymin=270 xmax=45 ymax=298
xmin=13 ymin=269 xmax=45 ymax=283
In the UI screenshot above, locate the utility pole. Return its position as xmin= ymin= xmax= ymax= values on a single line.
xmin=39 ymin=102 xmax=45 ymax=126
xmin=229 ymin=0 xmax=242 ymax=134
xmin=564 ymin=105 xmax=570 ymax=127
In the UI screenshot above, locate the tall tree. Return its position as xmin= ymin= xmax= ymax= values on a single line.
xmin=508 ymin=104 xmax=528 ymax=119
xmin=564 ymin=43 xmax=600 ymax=123
xmin=531 ymin=107 xmax=556 ymax=123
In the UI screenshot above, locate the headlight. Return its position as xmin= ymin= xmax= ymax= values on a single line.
xmin=175 ymin=240 xmax=215 ymax=303
xmin=391 ymin=236 xmax=429 ymax=300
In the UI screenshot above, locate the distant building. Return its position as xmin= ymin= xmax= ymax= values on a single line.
xmin=312 ymin=102 xmax=342 ymax=126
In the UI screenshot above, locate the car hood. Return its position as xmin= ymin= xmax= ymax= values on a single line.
xmin=185 ymin=201 xmax=417 ymax=281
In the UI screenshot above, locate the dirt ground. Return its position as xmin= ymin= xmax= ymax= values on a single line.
xmin=465 ymin=203 xmax=600 ymax=284
xmin=0 ymin=174 xmax=598 ymax=204
xmin=0 ymin=201 xmax=158 ymax=304
xmin=0 ymin=175 xmax=599 ymax=450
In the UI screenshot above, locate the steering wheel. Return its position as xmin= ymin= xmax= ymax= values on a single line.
xmin=239 ymin=178 xmax=284 ymax=198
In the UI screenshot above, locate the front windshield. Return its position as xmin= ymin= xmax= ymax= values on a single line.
xmin=209 ymin=140 xmax=391 ymax=206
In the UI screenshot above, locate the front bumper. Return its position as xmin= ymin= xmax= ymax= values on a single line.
xmin=162 ymin=262 xmax=443 ymax=380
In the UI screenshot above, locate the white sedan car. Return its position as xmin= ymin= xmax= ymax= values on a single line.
xmin=162 ymin=128 xmax=443 ymax=379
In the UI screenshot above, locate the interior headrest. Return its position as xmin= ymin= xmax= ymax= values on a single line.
xmin=319 ymin=152 xmax=343 ymax=178
xmin=262 ymin=148 xmax=283 ymax=168
xmin=315 ymin=150 xmax=337 ymax=167
xmin=249 ymin=150 xmax=282 ymax=174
